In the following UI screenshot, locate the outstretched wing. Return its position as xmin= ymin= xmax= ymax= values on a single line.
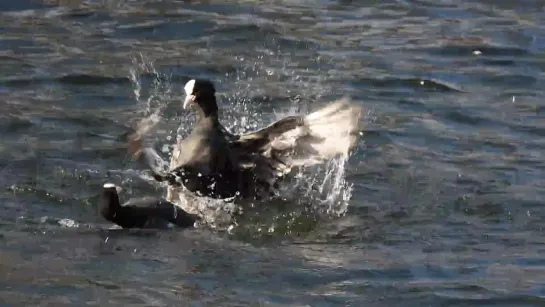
xmin=229 ymin=97 xmax=363 ymax=187
xmin=230 ymin=116 xmax=305 ymax=152
xmin=128 ymin=97 xmax=363 ymax=200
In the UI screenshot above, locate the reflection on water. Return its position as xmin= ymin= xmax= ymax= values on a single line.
xmin=1 ymin=0 xmax=544 ymax=305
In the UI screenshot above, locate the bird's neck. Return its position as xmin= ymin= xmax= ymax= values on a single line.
xmin=195 ymin=96 xmax=219 ymax=127
xmin=196 ymin=111 xmax=219 ymax=128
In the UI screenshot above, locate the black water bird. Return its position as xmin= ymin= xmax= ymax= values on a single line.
xmin=99 ymin=183 xmax=199 ymax=229
xmin=132 ymin=79 xmax=363 ymax=202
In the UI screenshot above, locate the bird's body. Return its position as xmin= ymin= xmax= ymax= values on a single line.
xmin=131 ymin=79 xmax=363 ymax=206
xmin=99 ymin=183 xmax=198 ymax=229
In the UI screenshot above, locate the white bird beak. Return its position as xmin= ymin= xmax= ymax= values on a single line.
xmin=183 ymin=94 xmax=195 ymax=109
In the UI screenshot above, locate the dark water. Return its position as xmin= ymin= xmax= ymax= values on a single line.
xmin=1 ymin=0 xmax=545 ymax=306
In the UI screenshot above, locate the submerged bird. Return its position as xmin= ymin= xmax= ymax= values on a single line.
xmin=130 ymin=79 xmax=363 ymax=204
xmin=99 ymin=183 xmax=199 ymax=229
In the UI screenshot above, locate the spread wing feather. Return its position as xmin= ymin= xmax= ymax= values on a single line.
xmin=130 ymin=97 xmax=362 ymax=200
xmin=230 ymin=97 xmax=363 ymax=188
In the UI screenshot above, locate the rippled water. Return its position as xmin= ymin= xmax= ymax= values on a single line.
xmin=1 ymin=0 xmax=545 ymax=306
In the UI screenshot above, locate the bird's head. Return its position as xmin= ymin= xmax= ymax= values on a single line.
xmin=183 ymin=79 xmax=218 ymax=117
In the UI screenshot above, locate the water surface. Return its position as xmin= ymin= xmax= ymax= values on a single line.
xmin=1 ymin=0 xmax=544 ymax=306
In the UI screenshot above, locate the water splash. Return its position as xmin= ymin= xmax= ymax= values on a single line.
xmin=125 ymin=55 xmax=356 ymax=234
xmin=128 ymin=53 xmax=179 ymax=172
xmin=129 ymin=53 xmax=173 ymax=117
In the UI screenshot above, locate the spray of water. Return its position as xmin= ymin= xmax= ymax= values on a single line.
xmin=129 ymin=53 xmax=173 ymax=117
xmin=125 ymin=54 xmax=355 ymax=234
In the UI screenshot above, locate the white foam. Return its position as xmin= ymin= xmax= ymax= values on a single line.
xmin=103 ymin=183 xmax=117 ymax=189
xmin=58 ymin=218 xmax=79 ymax=228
